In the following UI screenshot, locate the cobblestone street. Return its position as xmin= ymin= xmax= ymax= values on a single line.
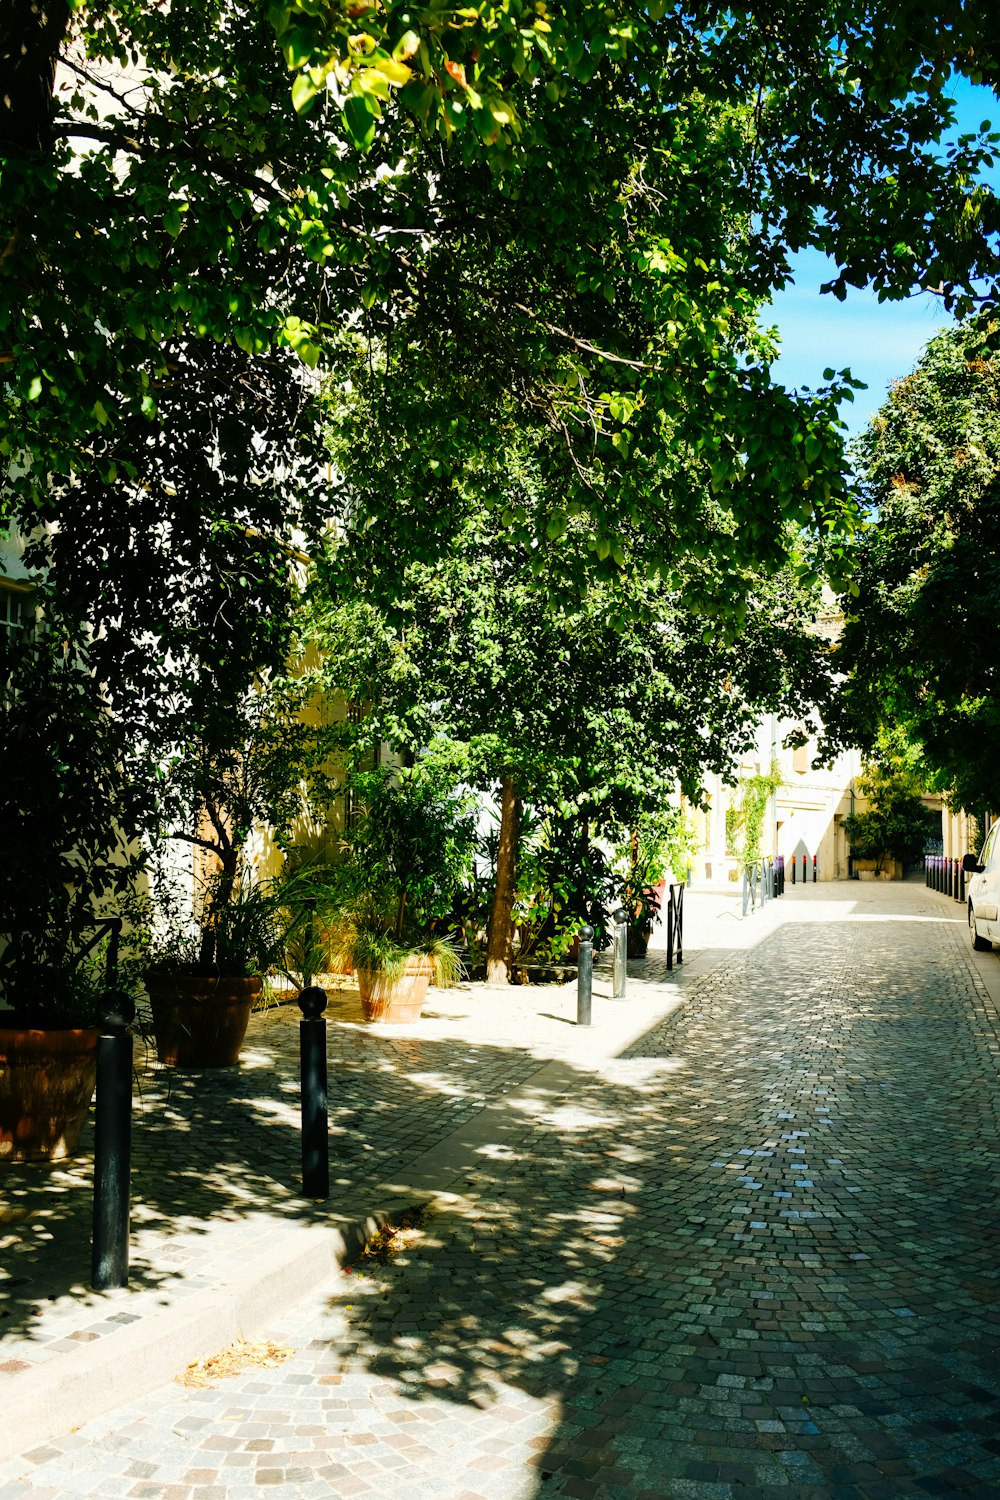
xmin=3 ymin=880 xmax=1000 ymax=1498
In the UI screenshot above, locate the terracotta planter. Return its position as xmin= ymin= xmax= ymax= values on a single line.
xmin=0 ymin=1025 xmax=99 ymax=1163
xmin=357 ymin=955 xmax=435 ymax=1024
xmin=627 ymin=925 xmax=651 ymax=959
xmin=146 ymin=975 xmax=261 ymax=1067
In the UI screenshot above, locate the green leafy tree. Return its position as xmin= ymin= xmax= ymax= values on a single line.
xmin=5 ymin=0 xmax=1000 ymax=933
xmin=4 ymin=0 xmax=1000 ymax=608
xmin=833 ymin=321 xmax=1000 ymax=815
xmin=842 ymin=762 xmax=937 ymax=875
xmin=308 ymin=419 xmax=840 ymax=978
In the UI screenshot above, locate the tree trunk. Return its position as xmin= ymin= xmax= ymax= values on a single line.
xmin=485 ymin=774 xmax=520 ymax=985
xmin=0 ymin=2 xmax=71 ymax=159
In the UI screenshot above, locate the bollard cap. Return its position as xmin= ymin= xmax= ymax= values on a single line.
xmin=579 ymin=924 xmax=595 ymax=943
xmin=298 ymin=985 xmax=328 ymax=1018
xmin=612 ymin=907 xmax=629 ymax=923
xmin=101 ymin=989 xmax=136 ymax=1028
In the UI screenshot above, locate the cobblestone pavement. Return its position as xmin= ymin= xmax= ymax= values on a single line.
xmin=2 ymin=891 xmax=733 ymax=1381
xmin=3 ymin=879 xmax=999 ymax=1498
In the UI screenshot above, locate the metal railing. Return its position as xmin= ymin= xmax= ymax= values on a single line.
xmin=665 ymin=883 xmax=684 ymax=971
xmin=742 ymin=856 xmax=789 ymax=915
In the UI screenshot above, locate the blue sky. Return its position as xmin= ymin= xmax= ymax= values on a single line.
xmin=768 ymin=78 xmax=999 ymax=441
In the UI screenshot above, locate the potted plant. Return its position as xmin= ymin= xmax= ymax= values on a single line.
xmin=329 ymin=761 xmax=473 ymax=1023
xmin=143 ymin=660 xmax=339 ymax=1063
xmin=0 ymin=945 xmax=114 ymax=1163
xmin=616 ymin=809 xmax=696 ymax=958
xmin=1 ymin=642 xmax=146 ymax=1161
xmin=144 ymin=867 xmax=296 ymax=1066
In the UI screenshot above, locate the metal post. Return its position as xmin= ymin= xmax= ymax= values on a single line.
xmin=92 ymin=991 xmax=135 ymax=1290
xmin=299 ymin=986 xmax=329 ymax=1199
xmin=576 ymin=925 xmax=594 ymax=1026
xmin=813 ymin=853 xmax=817 ymax=883
xmin=611 ymin=908 xmax=627 ymax=999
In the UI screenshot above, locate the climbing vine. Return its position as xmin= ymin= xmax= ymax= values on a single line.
xmin=726 ymin=760 xmax=783 ymax=870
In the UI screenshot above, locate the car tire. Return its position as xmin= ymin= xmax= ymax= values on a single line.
xmin=970 ymin=904 xmax=992 ymax=951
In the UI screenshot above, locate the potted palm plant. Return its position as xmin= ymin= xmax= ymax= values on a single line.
xmin=1 ymin=642 xmax=145 ymax=1161
xmin=0 ymin=945 xmax=112 ymax=1163
xmin=330 ymin=762 xmax=474 ymax=1023
xmin=144 ymin=665 xmax=338 ymax=1064
xmin=616 ymin=809 xmax=697 ymax=958
xmin=144 ymin=868 xmax=293 ymax=1066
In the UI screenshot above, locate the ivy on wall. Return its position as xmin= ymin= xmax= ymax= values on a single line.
xmin=725 ymin=760 xmax=783 ymax=871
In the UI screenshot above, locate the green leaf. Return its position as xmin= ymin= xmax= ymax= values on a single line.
xmin=291 ymin=72 xmax=320 ymax=114
xmin=343 ymin=95 xmax=378 ymax=151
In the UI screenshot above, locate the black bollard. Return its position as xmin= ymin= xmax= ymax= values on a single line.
xmin=299 ymin=986 xmax=329 ymax=1199
xmin=92 ymin=991 xmax=135 ymax=1290
xmin=576 ymin=925 xmax=594 ymax=1026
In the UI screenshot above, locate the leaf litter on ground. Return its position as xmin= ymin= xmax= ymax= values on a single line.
xmin=176 ymin=1338 xmax=293 ymax=1388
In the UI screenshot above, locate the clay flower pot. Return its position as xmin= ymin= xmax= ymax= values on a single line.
xmin=357 ymin=955 xmax=436 ymax=1024
xmin=145 ymin=975 xmax=261 ymax=1067
xmin=0 ymin=1025 xmax=99 ymax=1163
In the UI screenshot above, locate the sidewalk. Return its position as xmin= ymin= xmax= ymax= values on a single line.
xmin=3 ymin=878 xmax=999 ymax=1499
xmin=0 ymin=887 xmax=783 ymax=1459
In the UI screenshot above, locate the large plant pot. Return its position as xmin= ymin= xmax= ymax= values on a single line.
xmin=146 ymin=976 xmax=261 ymax=1067
xmin=357 ymin=956 xmax=435 ymax=1024
xmin=627 ymin=925 xmax=651 ymax=959
xmin=0 ymin=1025 xmax=99 ymax=1163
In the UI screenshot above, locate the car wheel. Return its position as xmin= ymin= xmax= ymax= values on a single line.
xmin=970 ymin=903 xmax=992 ymax=951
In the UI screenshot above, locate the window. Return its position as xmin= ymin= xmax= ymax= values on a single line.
xmin=0 ymin=587 xmax=28 ymax=649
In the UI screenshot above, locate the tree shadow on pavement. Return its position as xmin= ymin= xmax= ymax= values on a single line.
xmin=316 ymin=913 xmax=1000 ymax=1498
xmin=0 ymin=995 xmax=560 ymax=1356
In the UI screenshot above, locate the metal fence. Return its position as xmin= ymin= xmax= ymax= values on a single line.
xmin=742 ymin=855 xmax=789 ymax=916
xmin=665 ymin=883 xmax=684 ymax=971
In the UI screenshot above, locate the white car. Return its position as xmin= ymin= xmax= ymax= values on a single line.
xmin=964 ymin=828 xmax=1000 ymax=951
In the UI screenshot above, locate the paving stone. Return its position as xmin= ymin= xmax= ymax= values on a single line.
xmin=4 ymin=881 xmax=1000 ymax=1495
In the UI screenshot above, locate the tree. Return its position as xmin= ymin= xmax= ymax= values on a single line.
xmin=832 ymin=321 xmax=1000 ymax=816
xmin=5 ymin=0 xmax=1000 ymax=923
xmin=4 ymin=1 xmax=1000 ymax=612
xmin=842 ymin=762 xmax=937 ymax=875
xmin=308 ymin=413 xmax=840 ymax=978
xmin=0 ymin=332 xmax=326 ymax=966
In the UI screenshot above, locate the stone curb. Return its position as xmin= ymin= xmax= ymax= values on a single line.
xmin=0 ymin=893 xmax=787 ymax=1461
xmin=0 ymin=1212 xmax=383 ymax=1461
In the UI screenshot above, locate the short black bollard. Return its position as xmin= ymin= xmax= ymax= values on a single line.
xmin=299 ymin=986 xmax=329 ymax=1199
xmin=611 ymin=907 xmax=628 ymax=999
xmin=92 ymin=991 xmax=135 ymax=1291
xmin=576 ymin=925 xmax=594 ymax=1026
